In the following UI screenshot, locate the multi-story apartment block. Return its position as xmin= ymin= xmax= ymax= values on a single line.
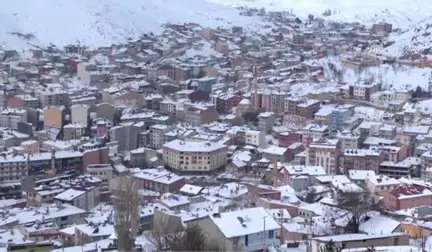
xmin=35 ymin=87 xmax=69 ymax=107
xmin=336 ymin=131 xmax=362 ymax=150
xmin=347 ymin=82 xmax=380 ymax=101
xmin=0 ymin=108 xmax=27 ymax=130
xmin=382 ymin=185 xmax=432 ymax=210
xmin=302 ymin=124 xmax=329 ymax=144
xmin=44 ymin=106 xmax=65 ymax=129
xmin=284 ymin=97 xmax=303 ymax=115
xmin=71 ymin=104 xmax=90 ymax=125
xmin=108 ymin=122 xmax=142 ymax=153
xmin=12 ymin=95 xmax=39 ymax=108
xmin=184 ymin=105 xmax=219 ymax=127
xmin=20 ymin=140 xmax=40 ymax=154
xmin=86 ymin=164 xmax=114 ymax=192
xmin=296 ymin=99 xmax=320 ymax=119
xmin=307 ymin=139 xmax=341 ymax=174
xmin=330 ymin=107 xmax=354 ymax=131
xmin=277 ymin=131 xmax=302 ymax=148
xmin=132 ymin=168 xmax=185 ymax=193
xmin=258 ymin=112 xmax=275 ymax=131
xmin=197 ymin=77 xmax=217 ymax=93
xmin=149 ymin=124 xmax=173 ymax=149
xmin=0 ymin=151 xmax=83 ymax=183
xmin=101 ymin=87 xmax=144 ymax=107
xmin=245 ymin=130 xmax=266 ymax=148
xmin=162 ymin=139 xmax=228 ymax=173
xmin=63 ymin=123 xmax=87 ymax=140
xmin=341 ymin=148 xmax=385 ymax=174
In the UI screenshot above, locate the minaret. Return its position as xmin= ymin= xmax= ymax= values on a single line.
xmin=51 ymin=149 xmax=56 ymax=174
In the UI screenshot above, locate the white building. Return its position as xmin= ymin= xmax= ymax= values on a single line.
xmin=162 ymin=139 xmax=228 ymax=172
xmin=0 ymin=108 xmax=27 ymax=130
xmin=201 ymin=207 xmax=281 ymax=251
xmin=245 ymin=130 xmax=266 ymax=148
xmin=71 ymin=104 xmax=90 ymax=125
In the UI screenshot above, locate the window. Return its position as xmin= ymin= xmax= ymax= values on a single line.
xmin=268 ymin=230 xmax=274 ymax=239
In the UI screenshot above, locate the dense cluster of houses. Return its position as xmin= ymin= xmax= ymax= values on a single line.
xmin=1 ymin=6 xmax=432 ymax=252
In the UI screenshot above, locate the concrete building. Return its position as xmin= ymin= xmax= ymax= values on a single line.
xmin=44 ymin=106 xmax=65 ymax=129
xmin=245 ymin=130 xmax=265 ymax=148
xmin=108 ymin=122 xmax=142 ymax=153
xmin=184 ymin=105 xmax=219 ymax=127
xmin=149 ymin=124 xmax=173 ymax=149
xmin=35 ymin=87 xmax=70 ymax=108
xmin=20 ymin=140 xmax=40 ymax=154
xmin=307 ymin=139 xmax=341 ymax=174
xmin=162 ymin=139 xmax=228 ymax=173
xmin=63 ymin=123 xmax=87 ymax=140
xmin=0 ymin=108 xmax=27 ymax=130
xmin=71 ymin=104 xmax=90 ymax=125
xmin=197 ymin=207 xmax=280 ymax=251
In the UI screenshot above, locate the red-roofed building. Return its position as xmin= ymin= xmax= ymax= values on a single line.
xmin=381 ymin=185 xmax=432 ymax=210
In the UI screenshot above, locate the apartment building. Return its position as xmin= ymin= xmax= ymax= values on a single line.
xmin=149 ymin=124 xmax=173 ymax=149
xmin=336 ymin=131 xmax=362 ymax=150
xmin=302 ymin=124 xmax=328 ymax=144
xmin=132 ymin=168 xmax=185 ymax=193
xmin=0 ymin=108 xmax=27 ymax=130
xmin=35 ymin=87 xmax=70 ymax=107
xmin=71 ymin=104 xmax=90 ymax=125
xmin=86 ymin=164 xmax=114 ymax=192
xmin=44 ymin=106 xmax=65 ymax=129
xmin=63 ymin=123 xmax=87 ymax=140
xmin=245 ymin=130 xmax=265 ymax=148
xmin=296 ymin=99 xmax=320 ymax=119
xmin=382 ymin=185 xmax=432 ymax=210
xmin=307 ymin=139 xmax=341 ymax=174
xmin=284 ymin=97 xmax=302 ymax=114
xmin=108 ymin=122 xmax=142 ymax=152
xmin=340 ymin=148 xmax=385 ymax=174
xmin=20 ymin=140 xmax=40 ymax=154
xmin=162 ymin=139 xmax=228 ymax=173
xmin=101 ymin=88 xmax=144 ymax=107
xmin=0 ymin=150 xmax=83 ymax=183
xmin=184 ymin=105 xmax=219 ymax=127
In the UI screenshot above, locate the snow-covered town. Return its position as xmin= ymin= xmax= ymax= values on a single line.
xmin=1 ymin=0 xmax=432 ymax=252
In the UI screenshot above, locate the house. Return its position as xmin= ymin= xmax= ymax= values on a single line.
xmin=311 ymin=233 xmax=409 ymax=251
xmin=382 ymin=185 xmax=432 ymax=210
xmin=359 ymin=215 xmax=401 ymax=235
xmin=197 ymin=207 xmax=281 ymax=251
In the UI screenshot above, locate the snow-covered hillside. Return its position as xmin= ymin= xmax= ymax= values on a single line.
xmin=0 ymin=0 xmax=270 ymax=49
xmin=1 ymin=0 xmax=431 ymax=52
xmin=386 ymin=17 xmax=432 ymax=56
xmin=208 ymin=0 xmax=432 ymax=29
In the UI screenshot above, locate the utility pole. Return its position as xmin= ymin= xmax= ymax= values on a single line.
xmin=262 ymin=216 xmax=268 ymax=250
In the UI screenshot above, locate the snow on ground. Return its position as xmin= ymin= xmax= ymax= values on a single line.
xmin=354 ymin=106 xmax=385 ymax=121
xmin=207 ymin=0 xmax=432 ymax=29
xmin=327 ymin=56 xmax=431 ymax=91
xmin=386 ymin=17 xmax=432 ymax=56
xmin=342 ymin=64 xmax=431 ymax=91
xmin=288 ymin=82 xmax=339 ymax=98
xmin=0 ymin=0 xmax=271 ymax=49
xmin=406 ymin=99 xmax=432 ymax=115
xmin=179 ymin=41 xmax=222 ymax=60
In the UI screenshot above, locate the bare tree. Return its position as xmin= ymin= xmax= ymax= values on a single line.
xmin=149 ymin=214 xmax=225 ymax=251
xmin=113 ymin=176 xmax=140 ymax=252
xmin=336 ymin=190 xmax=383 ymax=233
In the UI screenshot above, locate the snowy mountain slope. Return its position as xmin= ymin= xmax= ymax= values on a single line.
xmin=206 ymin=0 xmax=432 ymax=29
xmin=0 ymin=0 xmax=270 ymax=49
xmin=386 ymin=18 xmax=432 ymax=56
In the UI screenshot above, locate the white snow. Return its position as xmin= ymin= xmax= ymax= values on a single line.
xmin=0 ymin=0 xmax=271 ymax=49
xmin=207 ymin=0 xmax=432 ymax=29
xmin=210 ymin=207 xmax=280 ymax=238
